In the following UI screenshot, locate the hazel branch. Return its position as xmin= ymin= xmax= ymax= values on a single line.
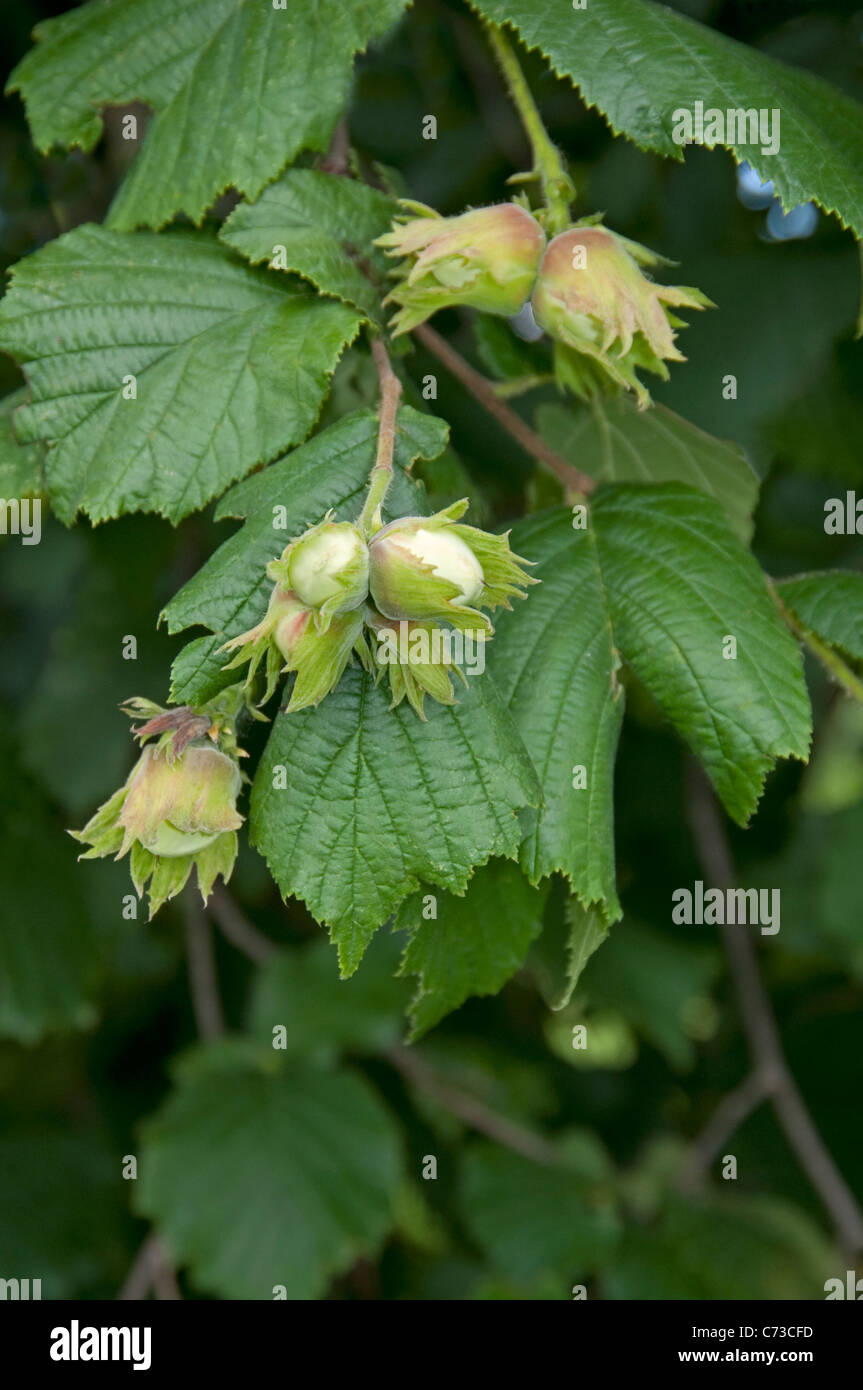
xmin=678 ymin=1071 xmax=770 ymax=1191
xmin=183 ymin=888 xmax=224 ymax=1039
xmin=387 ymin=1044 xmax=561 ymax=1166
xmin=358 ymin=337 xmax=403 ymax=533
xmin=209 ymin=885 xmax=277 ymax=965
xmin=117 ymin=1233 xmax=181 ymax=1301
xmin=686 ymin=761 xmax=863 ymax=1255
xmin=413 ymin=321 xmax=595 ymax=497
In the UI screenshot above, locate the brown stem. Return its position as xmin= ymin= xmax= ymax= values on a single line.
xmin=371 ymin=337 xmax=402 ymax=476
xmin=387 ymin=1044 xmax=560 ymax=1166
xmin=117 ymin=1233 xmax=181 ymax=1301
xmin=412 ymin=322 xmax=594 ymax=497
xmin=686 ymin=761 xmax=863 ymax=1254
xmin=321 ymin=116 xmax=350 ymax=176
xmin=209 ymin=885 xmax=276 ymax=965
xmin=184 ymin=888 xmax=224 ymax=1039
xmin=679 ymin=1071 xmax=770 ymax=1190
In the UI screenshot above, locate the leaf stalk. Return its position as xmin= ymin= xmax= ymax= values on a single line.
xmin=358 ymin=337 xmax=403 ymax=534
xmin=484 ymin=21 xmax=574 ymax=234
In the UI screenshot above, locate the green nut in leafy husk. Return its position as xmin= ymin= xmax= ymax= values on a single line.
xmin=221 ymin=583 xmax=364 ymax=713
xmin=368 ymin=499 xmax=536 ymax=632
xmin=376 ymin=200 xmax=545 ymax=335
xmin=268 ymin=516 xmax=370 ymax=632
xmin=70 ymin=700 xmax=244 ymax=918
xmin=531 ymin=219 xmax=713 ymax=407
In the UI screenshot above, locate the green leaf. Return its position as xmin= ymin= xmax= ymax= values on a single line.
xmin=471 ymin=0 xmax=863 ymax=238
xmin=249 ymin=932 xmax=410 ymax=1057
xmin=537 ymin=397 xmax=759 ymax=542
xmin=394 ymin=859 xmax=549 ymax=1039
xmin=9 ymin=0 xmax=410 ymax=231
xmin=530 ymin=897 xmax=611 ymax=1012
xmin=163 ymin=406 xmax=446 ymax=705
xmin=137 ymin=1058 xmax=402 ymax=1300
xmin=561 ymin=900 xmax=610 ymax=1004
xmin=0 ymin=226 xmax=361 ymax=524
xmin=776 ymin=570 xmax=863 ymax=664
xmin=0 ymin=733 xmax=100 ymax=1043
xmin=251 ymin=666 xmax=541 ymax=974
xmin=0 ymin=388 xmax=44 ymax=498
xmin=489 ymin=489 xmax=810 ymax=918
xmin=487 ymin=508 xmax=623 ymax=912
xmin=460 ymin=1140 xmax=620 ymax=1286
xmin=220 ymin=170 xmax=395 ymax=321
xmin=590 ymin=486 xmax=811 ymax=825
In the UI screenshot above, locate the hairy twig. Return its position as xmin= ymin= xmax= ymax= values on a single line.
xmin=483 ymin=21 xmax=574 ymax=234
xmin=412 ymin=321 xmax=594 ymax=497
xmin=358 ymin=337 xmax=403 ymax=531
xmin=183 ymin=887 xmax=224 ymax=1039
xmin=209 ymin=884 xmax=277 ymax=965
xmin=387 ymin=1044 xmax=560 ymax=1166
xmin=686 ymin=761 xmax=863 ymax=1254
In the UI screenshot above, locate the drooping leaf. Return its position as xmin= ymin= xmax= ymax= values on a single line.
xmin=460 ymin=1139 xmax=620 ymax=1287
xmin=394 ymin=859 xmax=549 ymax=1039
xmin=9 ymin=0 xmax=410 ymax=231
xmin=220 ymin=170 xmax=395 ymax=321
xmin=251 ymin=666 xmax=541 ymax=973
xmin=163 ymin=406 xmax=446 ymax=705
xmin=530 ymin=896 xmax=611 ymax=1013
xmin=591 ymin=486 xmax=811 ymax=824
xmin=776 ymin=570 xmax=863 ymax=665
xmin=0 ymin=226 xmax=361 ymax=524
xmin=489 ymin=488 xmax=811 ymax=920
xmin=537 ymin=397 xmax=759 ymax=542
xmin=471 ymin=0 xmax=863 ymax=237
xmin=137 ymin=1057 xmax=402 ymax=1300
